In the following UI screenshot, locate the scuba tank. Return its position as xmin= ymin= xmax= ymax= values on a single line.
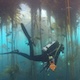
xmin=42 ymin=41 xmax=59 ymax=54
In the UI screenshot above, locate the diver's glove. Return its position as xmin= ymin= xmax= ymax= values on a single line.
xmin=40 ymin=62 xmax=50 ymax=73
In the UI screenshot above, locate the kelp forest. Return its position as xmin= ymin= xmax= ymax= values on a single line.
xmin=0 ymin=0 xmax=80 ymax=80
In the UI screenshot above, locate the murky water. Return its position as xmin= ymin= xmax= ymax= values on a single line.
xmin=0 ymin=1 xmax=80 ymax=80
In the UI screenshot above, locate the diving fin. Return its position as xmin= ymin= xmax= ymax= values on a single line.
xmin=21 ymin=23 xmax=31 ymax=41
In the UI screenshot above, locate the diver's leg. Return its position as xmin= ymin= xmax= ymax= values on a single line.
xmin=0 ymin=50 xmax=47 ymax=61
xmin=21 ymin=23 xmax=34 ymax=57
xmin=21 ymin=23 xmax=50 ymax=62
xmin=0 ymin=50 xmax=32 ymax=60
xmin=55 ymin=55 xmax=59 ymax=65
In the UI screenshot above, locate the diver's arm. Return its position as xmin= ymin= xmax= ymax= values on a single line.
xmin=54 ymin=44 xmax=64 ymax=65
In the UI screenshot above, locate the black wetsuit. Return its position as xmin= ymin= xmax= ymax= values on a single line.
xmin=11 ymin=23 xmax=64 ymax=65
xmin=0 ymin=23 xmax=64 ymax=71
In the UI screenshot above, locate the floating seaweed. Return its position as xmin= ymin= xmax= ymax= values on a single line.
xmin=1 ymin=44 xmax=9 ymax=50
xmin=4 ymin=64 xmax=20 ymax=74
xmin=35 ymin=36 xmax=41 ymax=40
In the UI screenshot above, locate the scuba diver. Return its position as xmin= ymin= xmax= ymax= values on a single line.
xmin=0 ymin=23 xmax=64 ymax=72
